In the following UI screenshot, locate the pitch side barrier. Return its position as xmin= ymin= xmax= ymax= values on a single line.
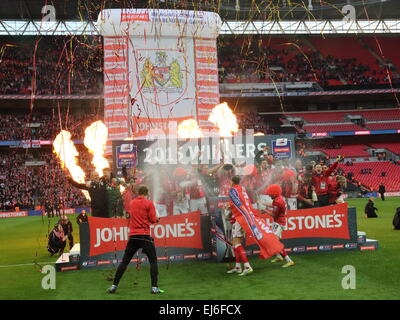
xmin=54 ymin=203 xmax=378 ymax=272
xmin=0 ymin=208 xmax=90 ymax=218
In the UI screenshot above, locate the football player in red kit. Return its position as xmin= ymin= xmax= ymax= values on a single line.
xmin=328 ymin=175 xmax=347 ymax=205
xmin=187 ymin=165 xmax=208 ymax=213
xmin=312 ymin=156 xmax=343 ymax=207
xmin=256 ymin=160 xmax=273 ymax=210
xmin=226 ymin=175 xmax=254 ymax=276
xmin=270 ymin=162 xmax=298 ymax=210
xmin=170 ymin=167 xmax=190 ymax=215
xmin=264 ymin=184 xmax=295 ymax=268
xmin=297 ymin=172 xmax=315 ymax=209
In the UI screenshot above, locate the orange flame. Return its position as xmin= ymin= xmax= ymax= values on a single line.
xmin=84 ymin=120 xmax=110 ymax=177
xmin=177 ymin=119 xmax=203 ymax=139
xmin=208 ymin=102 xmax=239 ymax=137
xmin=53 ymin=130 xmax=90 ymax=200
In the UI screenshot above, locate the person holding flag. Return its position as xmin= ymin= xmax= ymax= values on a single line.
xmin=226 ymin=177 xmax=253 ymax=276
xmin=263 ymin=184 xmax=295 ymax=268
xmin=228 ymin=176 xmax=285 ymax=275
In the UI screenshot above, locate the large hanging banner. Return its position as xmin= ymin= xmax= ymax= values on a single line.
xmin=97 ymin=9 xmax=221 ymax=154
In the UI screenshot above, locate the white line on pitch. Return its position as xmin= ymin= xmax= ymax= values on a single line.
xmin=0 ymin=262 xmax=56 ymax=268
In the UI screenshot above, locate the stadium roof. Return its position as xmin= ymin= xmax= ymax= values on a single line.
xmin=0 ymin=19 xmax=399 ymax=36
xmin=0 ymin=0 xmax=399 ymax=36
xmin=0 ymin=0 xmax=398 ymax=21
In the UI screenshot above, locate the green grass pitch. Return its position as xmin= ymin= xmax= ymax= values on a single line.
xmin=0 ymin=198 xmax=399 ymax=300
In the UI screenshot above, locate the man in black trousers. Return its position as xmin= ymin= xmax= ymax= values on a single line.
xmin=107 ymin=186 xmax=164 ymax=295
xmin=378 ymin=183 xmax=386 ymax=201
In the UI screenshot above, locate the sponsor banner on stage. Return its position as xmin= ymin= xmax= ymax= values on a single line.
xmin=87 ymin=211 xmax=203 ymax=257
xmin=211 ymin=203 xmax=358 ymax=261
xmin=78 ymin=211 xmax=212 ymax=269
xmin=0 ymin=211 xmax=28 ymax=218
xmin=246 ymin=203 xmax=351 ymax=246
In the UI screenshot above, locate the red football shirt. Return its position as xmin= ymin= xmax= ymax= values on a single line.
xmin=127 ymin=196 xmax=158 ymax=236
xmin=188 ymin=174 xmax=206 ymax=199
xmin=312 ymin=162 xmax=338 ymax=196
xmin=271 ymin=196 xmax=287 ymax=226
xmin=327 ymin=180 xmax=341 ymax=204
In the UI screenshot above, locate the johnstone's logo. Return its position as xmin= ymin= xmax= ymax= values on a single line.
xmin=287 ymin=213 xmax=345 ymax=231
xmin=150 ymin=219 xmax=196 ymax=239
xmin=94 ymin=227 xmax=130 ymax=248
xmin=93 ymin=220 xmax=196 ymax=248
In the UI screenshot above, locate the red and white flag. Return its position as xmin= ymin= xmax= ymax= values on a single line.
xmin=229 ymin=185 xmax=284 ymax=259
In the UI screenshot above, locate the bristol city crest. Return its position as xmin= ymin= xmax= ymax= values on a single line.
xmin=140 ymin=51 xmax=186 ymax=103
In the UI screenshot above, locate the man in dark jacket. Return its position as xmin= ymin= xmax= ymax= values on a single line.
xmin=364 ymin=197 xmax=378 ymax=218
xmin=67 ymin=174 xmax=109 ymax=218
xmin=76 ymin=210 xmax=89 ymax=225
xmin=106 ymin=178 xmax=124 ymax=218
xmin=44 ymin=199 xmax=54 ymax=218
xmin=378 ymin=183 xmax=386 ymax=201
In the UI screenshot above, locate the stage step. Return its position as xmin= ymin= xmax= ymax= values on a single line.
xmin=357 ymin=231 xmax=367 ymax=244
xmin=359 ymin=239 xmax=379 ymax=251
xmin=55 ymin=244 xmax=80 ymax=272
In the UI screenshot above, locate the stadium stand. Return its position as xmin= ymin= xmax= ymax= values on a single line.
xmin=0 ymin=150 xmax=91 ymax=210
xmin=309 ymin=37 xmax=386 ymax=85
xmin=339 ymin=161 xmax=400 ymax=192
xmin=358 ymin=109 xmax=400 ymax=121
xmin=0 ymin=112 xmax=101 ymax=141
xmin=369 ymin=143 xmax=400 ymax=155
xmin=302 ymin=123 xmax=364 ymax=133
xmin=0 ymin=36 xmax=102 ymax=95
xmin=313 ymin=144 xmax=371 ymax=158
xmin=287 ymin=111 xmax=349 ymax=123
xmin=237 ymin=112 xmax=268 ymax=133
xmin=366 ymin=122 xmax=400 ymax=130
xmin=218 ymin=36 xmax=400 ymax=87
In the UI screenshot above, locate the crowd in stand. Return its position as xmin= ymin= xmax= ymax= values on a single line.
xmin=2 ymin=36 xmax=399 ymax=96
xmin=0 ymin=112 xmax=101 ymax=141
xmin=0 ymin=150 xmax=91 ymax=210
xmin=0 ymin=37 xmax=102 ymax=95
xmin=218 ymin=39 xmax=398 ymax=87
xmin=237 ymin=112 xmax=269 ymax=134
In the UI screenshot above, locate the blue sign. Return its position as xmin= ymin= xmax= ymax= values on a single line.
xmin=116 ymin=143 xmax=137 ymax=169
xmin=272 ymin=138 xmax=292 ymax=159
